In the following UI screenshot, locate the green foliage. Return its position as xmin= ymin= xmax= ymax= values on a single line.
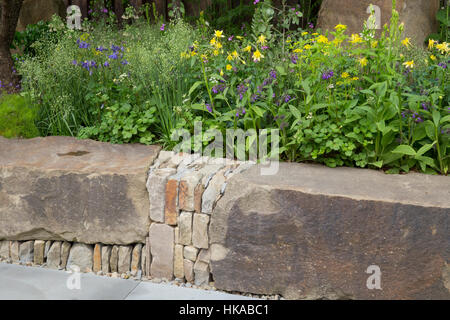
xmin=428 ymin=1 xmax=449 ymax=43
xmin=0 ymin=94 xmax=39 ymax=139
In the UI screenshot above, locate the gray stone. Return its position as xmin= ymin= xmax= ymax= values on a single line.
xmin=44 ymin=241 xmax=52 ymax=259
xmin=179 ymin=172 xmax=202 ymax=212
xmin=178 ymin=211 xmax=193 ymax=245
xmin=192 ymin=214 xmax=209 ymax=249
xmin=317 ymin=0 xmax=440 ymax=46
xmin=194 ymin=260 xmax=210 ymax=286
xmin=131 ymin=244 xmax=142 ymax=273
xmin=33 ymin=240 xmax=45 ymax=265
xmin=202 ymin=168 xmax=227 ymax=213
xmin=118 ymin=245 xmax=133 ymax=274
xmin=19 ymin=241 xmax=34 ymax=263
xmin=61 ymin=241 xmax=71 ymax=269
xmin=101 ymin=245 xmax=112 ymax=274
xmin=67 ymin=243 xmax=94 ymax=273
xmin=149 ymin=223 xmax=174 ymax=280
xmin=174 ymin=244 xmax=184 ymax=279
xmin=198 ymin=249 xmax=211 ymax=264
xmin=183 ymin=246 xmax=199 ymax=262
xmin=210 ymin=163 xmax=450 ymax=299
xmin=140 ymin=244 xmax=147 ymax=275
xmin=110 ymin=245 xmax=119 ymax=273
xmin=0 ymin=136 xmax=160 ymax=244
xmin=0 ymin=241 xmax=9 ymax=259
xmin=46 ymin=241 xmax=61 ymax=269
xmin=10 ymin=241 xmax=19 ymax=262
xmin=146 ymin=168 xmax=177 ymax=222
xmin=184 ymin=259 xmax=195 ymax=283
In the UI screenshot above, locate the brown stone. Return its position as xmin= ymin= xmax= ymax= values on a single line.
xmin=165 ymin=179 xmax=179 ymax=225
xmin=317 ymin=0 xmax=440 ymax=46
xmin=194 ymin=184 xmax=204 ymax=214
xmin=174 ymin=244 xmax=184 ymax=279
xmin=93 ymin=244 xmax=102 ymax=273
xmin=101 ymin=245 xmax=111 ymax=273
xmin=192 ymin=214 xmax=210 ymax=249
xmin=110 ymin=245 xmax=119 ymax=273
xmin=118 ymin=245 xmax=133 ymax=274
xmin=184 ymin=259 xmax=195 ymax=283
xmin=0 ymin=136 xmax=160 ymax=244
xmin=33 ymin=240 xmax=45 ymax=265
xmin=179 ymin=172 xmax=202 ymax=212
xmin=147 ymin=168 xmax=177 ymax=223
xmin=131 ymin=243 xmax=142 ymax=273
xmin=210 ymin=163 xmax=450 ymax=300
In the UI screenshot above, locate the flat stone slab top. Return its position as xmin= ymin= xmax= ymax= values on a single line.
xmin=210 ymin=163 xmax=450 ymax=300
xmin=0 ymin=136 xmax=160 ymax=244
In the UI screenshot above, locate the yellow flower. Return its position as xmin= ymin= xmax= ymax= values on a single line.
xmin=302 ymin=31 xmax=308 ymax=36
xmin=220 ymin=69 xmax=224 ymax=76
xmin=332 ymin=38 xmax=342 ymax=46
xmin=371 ymin=41 xmax=378 ymax=48
xmin=201 ymin=54 xmax=208 ymax=60
xmin=236 ymin=36 xmax=244 ymax=40
xmin=430 ymin=55 xmax=437 ymax=61
xmin=213 ymin=49 xmax=219 ymax=56
xmin=428 ymin=39 xmax=435 ymax=50
xmin=227 ymin=53 xmax=233 ymax=61
xmin=214 ymin=30 xmax=224 ymax=38
xmin=316 ymin=35 xmax=329 ymax=44
xmin=359 ymin=57 xmax=368 ymax=67
xmin=190 ymin=50 xmax=197 ymax=56
xmin=403 ymin=60 xmax=414 ymax=68
xmin=210 ymin=38 xmax=216 ymax=46
xmin=253 ymin=49 xmax=263 ymax=62
xmin=349 ymin=34 xmax=363 ymax=44
xmin=232 ymin=50 xmax=239 ymax=58
xmin=257 ymin=34 xmax=267 ymax=46
xmin=215 ymin=42 xmax=223 ymax=49
xmin=226 ymin=64 xmax=232 ymax=71
xmin=293 ymin=48 xmax=303 ymax=53
xmin=312 ymin=32 xmax=319 ymax=36
xmin=351 ymin=77 xmax=359 ymax=81
xmin=401 ymin=37 xmax=411 ymax=48
xmin=304 ymin=44 xmax=312 ymax=50
xmin=341 ymin=72 xmax=350 ymax=79
xmin=334 ymin=24 xmax=347 ymax=32
xmin=243 ymin=45 xmax=252 ymax=52
xmin=436 ymin=42 xmax=449 ymax=54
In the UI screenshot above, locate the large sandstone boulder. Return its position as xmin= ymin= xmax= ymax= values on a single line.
xmin=0 ymin=136 xmax=160 ymax=244
xmin=209 ymin=163 xmax=450 ymax=299
xmin=17 ymin=0 xmax=66 ymax=31
xmin=317 ymin=0 xmax=440 ymax=46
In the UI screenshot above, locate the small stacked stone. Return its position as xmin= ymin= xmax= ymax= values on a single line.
xmin=146 ymin=151 xmax=254 ymax=286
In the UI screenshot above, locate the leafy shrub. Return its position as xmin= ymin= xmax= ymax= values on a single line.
xmin=0 ymin=94 xmax=39 ymax=139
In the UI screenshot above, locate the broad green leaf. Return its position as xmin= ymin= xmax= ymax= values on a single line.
xmin=392 ymin=145 xmax=416 ymax=156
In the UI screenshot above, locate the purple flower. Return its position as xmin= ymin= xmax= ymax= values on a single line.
xmin=284 ymin=95 xmax=292 ymax=103
xmin=121 ymin=60 xmax=129 ymax=65
xmin=103 ymin=61 xmax=110 ymax=67
xmin=102 ymin=8 xmax=108 ymax=13
xmin=72 ymin=60 xmax=77 ymax=65
xmin=253 ymin=0 xmax=260 ymax=4
xmin=321 ymin=70 xmax=334 ymax=80
xmin=108 ymin=53 xmax=119 ymax=60
xmin=228 ymin=36 xmax=234 ymax=41
xmin=438 ymin=62 xmax=447 ymax=69
xmin=237 ymin=83 xmax=248 ymax=101
xmin=269 ymin=70 xmax=277 ymax=79
xmin=77 ymin=39 xmax=90 ymax=49
xmin=160 ymin=24 xmax=165 ymax=31
xmin=291 ymin=54 xmax=298 ymax=64
xmin=308 ymin=22 xmax=314 ymax=29
xmin=206 ymin=103 xmax=212 ymax=113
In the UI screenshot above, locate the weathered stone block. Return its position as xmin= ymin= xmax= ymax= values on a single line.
xmin=33 ymin=240 xmax=45 ymax=265
xmin=179 ymin=172 xmax=202 ymax=212
xmin=19 ymin=241 xmax=34 ymax=263
xmin=93 ymin=244 xmax=102 ymax=273
xmin=146 ymin=168 xmax=176 ymax=223
xmin=184 ymin=246 xmax=199 ymax=262
xmin=118 ymin=245 xmax=133 ymax=274
xmin=149 ymin=223 xmax=174 ymax=280
xmin=174 ymin=244 xmax=184 ymax=279
xmin=0 ymin=241 xmax=9 ymax=259
xmin=46 ymin=241 xmax=61 ymax=269
xmin=61 ymin=241 xmax=71 ymax=269
xmin=194 ymin=260 xmax=210 ymax=286
xmin=101 ymin=245 xmax=111 ymax=274
xmin=202 ymin=168 xmax=227 ymax=213
xmin=131 ymin=244 xmax=142 ymax=273
xmin=192 ymin=214 xmax=210 ymax=249
xmin=210 ymin=163 xmax=450 ymax=300
xmin=110 ymin=245 xmax=119 ymax=273
xmin=179 ymin=211 xmax=193 ymax=245
xmin=165 ymin=179 xmax=179 ymax=225
xmin=0 ymin=137 xmax=160 ymax=244
xmin=184 ymin=259 xmax=195 ymax=283
xmin=67 ymin=243 xmax=94 ymax=273
xmin=10 ymin=241 xmax=19 ymax=262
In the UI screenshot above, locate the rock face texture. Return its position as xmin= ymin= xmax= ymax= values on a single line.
xmin=17 ymin=0 xmax=66 ymax=31
xmin=210 ymin=163 xmax=450 ymax=300
xmin=0 ymin=136 xmax=160 ymax=244
xmin=317 ymin=0 xmax=440 ymax=46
